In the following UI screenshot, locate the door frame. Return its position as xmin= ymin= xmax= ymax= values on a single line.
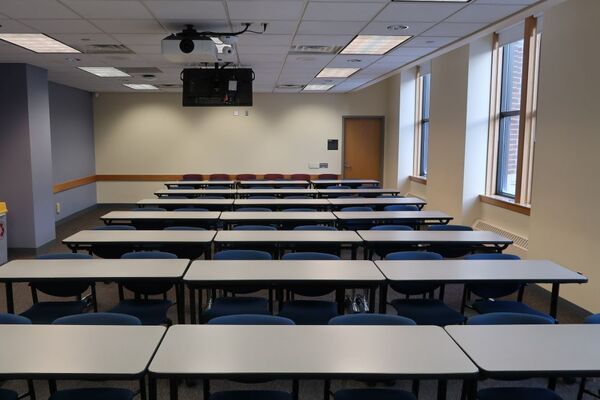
xmin=341 ymin=115 xmax=385 ymax=180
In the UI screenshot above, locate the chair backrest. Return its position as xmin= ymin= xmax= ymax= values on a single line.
xmin=327 ymin=185 xmax=351 ymax=190
xmin=340 ymin=206 xmax=373 ymax=212
xmin=465 ymin=253 xmax=521 ymax=260
xmin=385 ymin=251 xmax=443 ymax=260
xmin=172 ymin=185 xmax=194 ymax=190
xmin=383 ymin=205 xmax=419 ymax=212
xmin=291 ymin=174 xmax=310 ymax=181
xmin=37 ymin=253 xmax=93 ymax=260
xmin=428 ymin=224 xmax=473 ymax=231
xmin=92 ymin=225 xmax=136 ymax=231
xmin=53 ymin=312 xmax=141 ymax=325
xmin=384 ymin=251 xmax=443 ymax=296
xmin=0 ymin=313 xmax=31 ymax=324
xmin=132 ymin=207 xmax=166 ymax=212
xmin=284 ymin=195 xmax=310 ymax=199
xmin=182 ymin=174 xmax=203 ymax=181
xmin=34 ymin=253 xmax=93 ymax=297
xmin=214 ymin=250 xmax=272 ymax=260
xmin=247 ymin=196 xmax=277 ymax=200
xmin=163 ymin=195 xmax=188 ymax=199
xmin=370 ymin=225 xmax=413 ymax=231
xmin=585 ymin=314 xmax=600 ymax=324
xmin=237 ymin=174 xmax=257 ymax=180
xmin=464 ymin=253 xmax=522 ymax=299
xmin=164 ymin=226 xmax=206 ymax=231
xmin=236 ymin=207 xmax=272 ymax=212
xmin=467 ymin=312 xmax=555 ymax=325
xmin=294 ymin=225 xmax=338 ymax=231
xmin=209 ymin=174 xmax=229 ymax=180
xmin=264 ymin=173 xmax=284 ymax=180
xmin=208 ymin=314 xmax=294 ymax=325
xmin=329 ymin=314 xmax=416 ymax=326
xmin=201 ymin=195 xmax=226 ymax=199
xmin=318 ymin=174 xmax=338 ymax=179
xmin=282 ymin=208 xmax=315 ymax=212
xmin=120 ymin=251 xmax=177 ymax=295
xmin=232 ymin=225 xmax=277 ymax=231
xmin=282 ymin=252 xmax=340 ymax=260
xmin=174 ymin=207 xmax=209 ymax=212
xmin=122 ymin=251 xmax=177 ymax=259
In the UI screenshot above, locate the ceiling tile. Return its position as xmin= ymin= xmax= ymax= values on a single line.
xmin=404 ymin=36 xmax=457 ymax=48
xmin=423 ymin=22 xmax=487 ymax=37
xmin=0 ymin=19 xmax=38 ymax=33
xmin=90 ymin=19 xmax=168 ymax=34
xmin=240 ymin=53 xmax=287 ymax=63
xmin=475 ymin=0 xmax=537 ymax=4
xmin=236 ymin=34 xmax=292 ymax=47
xmin=61 ymin=0 xmax=154 ymax=19
xmin=21 ymin=19 xmax=103 ymax=34
xmin=227 ymin=1 xmax=305 ymax=21
xmin=326 ymin=54 xmax=380 ymax=68
xmin=144 ymin=1 xmax=227 ymax=20
xmin=387 ymin=46 xmax=436 ymax=57
xmin=375 ymin=2 xmax=467 ymax=23
xmin=111 ymin=33 xmax=166 ymax=44
xmin=232 ymin=20 xmax=298 ymax=35
xmin=446 ymin=4 xmax=524 ymax=23
xmin=236 ymin=45 xmax=290 ymax=55
xmin=51 ymin=33 xmax=121 ymax=46
xmin=297 ymin=20 xmax=365 ymax=35
xmin=292 ymin=34 xmax=353 ymax=46
xmin=302 ymin=2 xmax=385 ymax=22
xmin=0 ymin=0 xmax=81 ymax=19
xmin=360 ymin=21 xmax=435 ymax=36
xmin=127 ymin=43 xmax=162 ymax=54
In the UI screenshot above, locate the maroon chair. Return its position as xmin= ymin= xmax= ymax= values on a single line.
xmin=182 ymin=174 xmax=203 ymax=181
xmin=264 ymin=173 xmax=285 ymax=180
xmin=318 ymin=174 xmax=338 ymax=179
xmin=236 ymin=174 xmax=257 ymax=180
xmin=209 ymin=174 xmax=229 ymax=180
xmin=291 ymin=174 xmax=310 ymax=181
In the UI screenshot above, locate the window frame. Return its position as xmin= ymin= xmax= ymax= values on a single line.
xmin=413 ymin=69 xmax=431 ymax=179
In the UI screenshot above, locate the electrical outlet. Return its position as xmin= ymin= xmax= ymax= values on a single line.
xmin=233 ymin=110 xmax=239 ymax=116
xmin=308 ymin=162 xmax=320 ymax=169
xmin=319 ymin=162 xmax=329 ymax=168
xmin=55 ymin=202 xmax=61 ymax=214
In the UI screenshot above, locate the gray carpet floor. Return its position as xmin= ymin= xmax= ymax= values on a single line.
xmin=0 ymin=204 xmax=595 ymax=400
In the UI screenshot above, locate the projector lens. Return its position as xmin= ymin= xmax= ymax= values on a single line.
xmin=179 ymin=39 xmax=194 ymax=53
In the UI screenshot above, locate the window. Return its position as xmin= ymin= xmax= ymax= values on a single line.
xmin=414 ymin=71 xmax=431 ymax=178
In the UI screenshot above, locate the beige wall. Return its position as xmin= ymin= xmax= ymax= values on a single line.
xmin=94 ymin=81 xmax=390 ymax=202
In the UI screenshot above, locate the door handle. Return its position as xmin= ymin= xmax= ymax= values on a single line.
xmin=344 ymin=163 xmax=351 ymax=168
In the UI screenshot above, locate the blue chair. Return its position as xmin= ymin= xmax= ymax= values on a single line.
xmin=329 ymin=314 xmax=416 ymax=325
xmin=327 ymin=185 xmax=350 ymax=189
xmin=427 ymin=225 xmax=475 ymax=258
xmin=284 ymin=195 xmax=310 ymax=199
xmin=53 ymin=312 xmax=141 ymax=325
xmin=383 ymin=205 xmax=419 ymax=212
xmin=232 ymin=225 xmax=277 ymax=231
xmin=292 ymin=225 xmax=339 ymax=255
xmin=585 ymin=313 xmax=600 ymax=324
xmin=465 ymin=312 xmax=560 ymax=400
xmin=20 ymin=253 xmax=93 ymax=324
xmin=131 ymin=207 xmax=167 ymax=229
xmin=206 ymin=314 xmax=294 ymax=400
xmin=464 ymin=254 xmax=553 ymax=320
xmin=294 ymin=225 xmax=338 ymax=231
xmin=0 ymin=315 xmax=32 ymax=400
xmin=201 ymin=250 xmax=273 ymax=323
xmin=385 ymin=252 xmax=465 ymax=326
xmin=247 ymin=195 xmax=277 ymax=200
xmin=162 ymin=226 xmax=207 ymax=259
xmin=132 ymin=207 xmax=166 ymax=211
xmin=0 ymin=313 xmax=31 ymax=324
xmin=278 ymin=252 xmax=340 ymax=325
xmin=236 ymin=207 xmax=272 ymax=212
xmin=91 ymin=225 xmax=136 ymax=258
xmin=334 ymin=389 xmax=416 ymax=400
xmin=340 ymin=206 xmax=374 ymax=230
xmin=368 ymin=225 xmax=414 ymax=258
xmin=577 ymin=314 xmax=600 ymax=399
xmin=174 ymin=207 xmax=209 ymax=212
xmin=282 ymin=208 xmax=315 ymax=212
xmin=108 ymin=251 xmax=176 ymax=325
xmin=201 ymin=195 xmax=226 ymax=198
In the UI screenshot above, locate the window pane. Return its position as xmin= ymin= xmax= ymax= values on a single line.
xmin=496 ymin=115 xmax=520 ymax=197
xmin=422 ymin=74 xmax=431 ymax=119
xmin=420 ymin=121 xmax=429 ymax=177
xmin=500 ymin=39 xmax=524 ymax=113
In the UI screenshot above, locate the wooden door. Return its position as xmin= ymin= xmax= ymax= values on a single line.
xmin=343 ymin=117 xmax=384 ymax=180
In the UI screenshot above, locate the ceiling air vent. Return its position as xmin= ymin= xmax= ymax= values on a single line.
xmin=289 ymin=45 xmax=343 ymax=55
xmin=276 ymin=84 xmax=305 ymax=90
xmin=83 ymin=44 xmax=134 ymax=54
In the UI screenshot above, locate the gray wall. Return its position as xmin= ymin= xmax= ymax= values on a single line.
xmin=49 ymin=82 xmax=96 ymax=221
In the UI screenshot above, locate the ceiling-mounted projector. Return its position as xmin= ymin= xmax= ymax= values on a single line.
xmin=162 ymin=25 xmax=233 ymax=63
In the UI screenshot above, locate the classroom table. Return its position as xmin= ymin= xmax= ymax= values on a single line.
xmin=358 ymin=230 xmax=513 ymax=253
xmin=238 ymin=180 xmax=310 ymax=188
xmin=0 ymin=324 xmax=165 ymax=398
xmin=234 ymin=198 xmax=330 ymax=210
xmin=375 ymin=259 xmax=587 ymax=317
xmin=0 ymin=259 xmax=190 ymax=322
xmin=63 ymin=230 xmax=216 ymax=256
xmin=237 ymin=188 xmax=319 ymax=198
xmin=154 ymin=189 xmax=237 ymax=198
xmin=446 ymin=324 xmax=600 ymax=399
xmin=137 ymin=198 xmax=234 ymax=211
xmin=334 ymin=211 xmax=452 ymax=227
xmin=164 ymin=180 xmax=236 ymax=188
xmin=101 ymin=211 xmax=221 ymax=227
xmin=184 ymin=259 xmax=385 ymax=322
xmin=214 ymin=230 xmax=363 ymax=258
xmin=220 ymin=211 xmax=336 ymax=229
xmin=148 ymin=325 xmax=478 ymax=400
xmin=317 ymin=188 xmax=401 ymax=197
xmin=311 ymin=179 xmax=380 ymax=188
xmin=328 ymin=196 xmax=426 ymax=210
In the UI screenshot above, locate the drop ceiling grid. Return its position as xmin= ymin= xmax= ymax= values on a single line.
xmin=0 ymin=0 xmax=543 ymax=93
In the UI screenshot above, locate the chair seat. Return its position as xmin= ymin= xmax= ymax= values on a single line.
xmin=473 ymin=300 xmax=553 ymax=319
xmin=109 ymin=299 xmax=172 ymax=325
xmin=20 ymin=300 xmax=86 ymax=324
xmin=335 ymin=388 xmax=416 ymax=400
xmin=211 ymin=390 xmax=291 ymax=400
xmin=49 ymin=388 xmax=136 ymax=400
xmin=202 ymin=297 xmax=270 ymax=323
xmin=391 ymin=298 xmax=465 ymax=326
xmin=478 ymin=387 xmax=563 ymax=400
xmin=278 ymin=300 xmax=338 ymax=325
xmin=0 ymin=389 xmax=18 ymax=400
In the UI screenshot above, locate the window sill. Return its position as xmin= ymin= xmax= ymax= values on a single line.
xmin=479 ymin=194 xmax=531 ymax=216
xmin=409 ymin=176 xmax=427 ymax=185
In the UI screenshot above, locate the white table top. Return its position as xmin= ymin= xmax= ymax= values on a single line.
xmin=446 ymin=325 xmax=600 ymax=375
xmin=138 ymin=199 xmax=234 ymax=206
xmin=334 ymin=211 xmax=451 ymax=221
xmin=154 ymin=189 xmax=236 ymax=196
xmin=149 ymin=325 xmax=477 ymax=378
xmin=237 ymin=189 xmax=318 ymax=195
xmin=239 ymin=180 xmax=309 ymax=185
xmin=376 ymin=259 xmax=587 ymax=283
xmin=358 ymin=230 xmax=512 ymax=245
xmin=234 ymin=199 xmax=329 ymax=206
xmin=220 ymin=211 xmax=336 ymax=221
xmin=328 ymin=197 xmax=426 ymax=206
xmin=101 ymin=211 xmax=221 ymax=221
xmin=317 ymin=189 xmax=401 ymax=195
xmin=214 ymin=230 xmax=362 ymax=243
xmin=164 ymin=180 xmax=235 ymax=186
xmin=0 ymin=259 xmax=190 ymax=281
xmin=184 ymin=260 xmax=384 ymax=283
xmin=0 ymin=325 xmax=165 ymax=378
xmin=63 ymin=230 xmax=216 ymax=244
xmin=312 ymin=179 xmax=380 ymax=185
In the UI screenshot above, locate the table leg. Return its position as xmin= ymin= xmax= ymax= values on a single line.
xmin=203 ymin=380 xmax=210 ymax=400
xmin=169 ymin=378 xmax=178 ymax=400
xmin=26 ymin=380 xmax=36 ymax=400
xmin=5 ymin=282 xmax=14 ymax=313
xmin=292 ymin=379 xmax=299 ymax=400
xmin=378 ymin=283 xmax=388 ymax=313
xmin=48 ymin=380 xmax=57 ymax=395
xmin=351 ymin=244 xmax=357 ymax=260
xmin=323 ymin=379 xmax=330 ymax=400
xmin=335 ymin=289 xmax=345 ymax=315
xmin=139 ymin=377 xmax=147 ymax=400
xmin=369 ymin=286 xmax=376 ymax=313
xmin=550 ymin=283 xmax=560 ymax=318
xmin=148 ymin=378 xmax=157 ymax=400
xmin=549 ymin=377 xmax=557 ymax=391
xmin=189 ymin=287 xmax=197 ymax=324
xmin=437 ymin=379 xmax=447 ymax=400
xmin=175 ymin=283 xmax=184 ymax=324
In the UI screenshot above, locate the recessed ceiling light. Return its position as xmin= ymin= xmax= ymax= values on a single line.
xmin=0 ymin=33 xmax=80 ymax=53
xmin=341 ymin=35 xmax=411 ymax=55
xmin=346 ymin=59 xmax=363 ymax=63
xmin=317 ymin=67 xmax=359 ymax=78
xmin=304 ymin=84 xmax=334 ymax=91
xmin=123 ymin=83 xmax=159 ymax=90
xmin=65 ymin=57 xmax=81 ymax=62
xmin=387 ymin=25 xmax=409 ymax=31
xmin=78 ymin=67 xmax=130 ymax=77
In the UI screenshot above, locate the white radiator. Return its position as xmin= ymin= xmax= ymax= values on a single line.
xmin=473 ymin=219 xmax=528 ymax=258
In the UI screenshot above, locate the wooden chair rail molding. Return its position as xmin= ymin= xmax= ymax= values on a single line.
xmin=479 ymin=194 xmax=531 ymax=216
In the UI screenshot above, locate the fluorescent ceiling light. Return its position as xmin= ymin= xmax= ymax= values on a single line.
xmin=304 ymin=84 xmax=334 ymax=91
xmin=0 ymin=33 xmax=79 ymax=53
xmin=341 ymin=35 xmax=411 ymax=55
xmin=78 ymin=67 xmax=130 ymax=78
xmin=123 ymin=84 xmax=159 ymax=90
xmin=317 ymin=68 xmax=359 ymax=78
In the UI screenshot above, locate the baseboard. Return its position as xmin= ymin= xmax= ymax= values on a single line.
xmin=56 ymin=204 xmax=100 ymax=226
